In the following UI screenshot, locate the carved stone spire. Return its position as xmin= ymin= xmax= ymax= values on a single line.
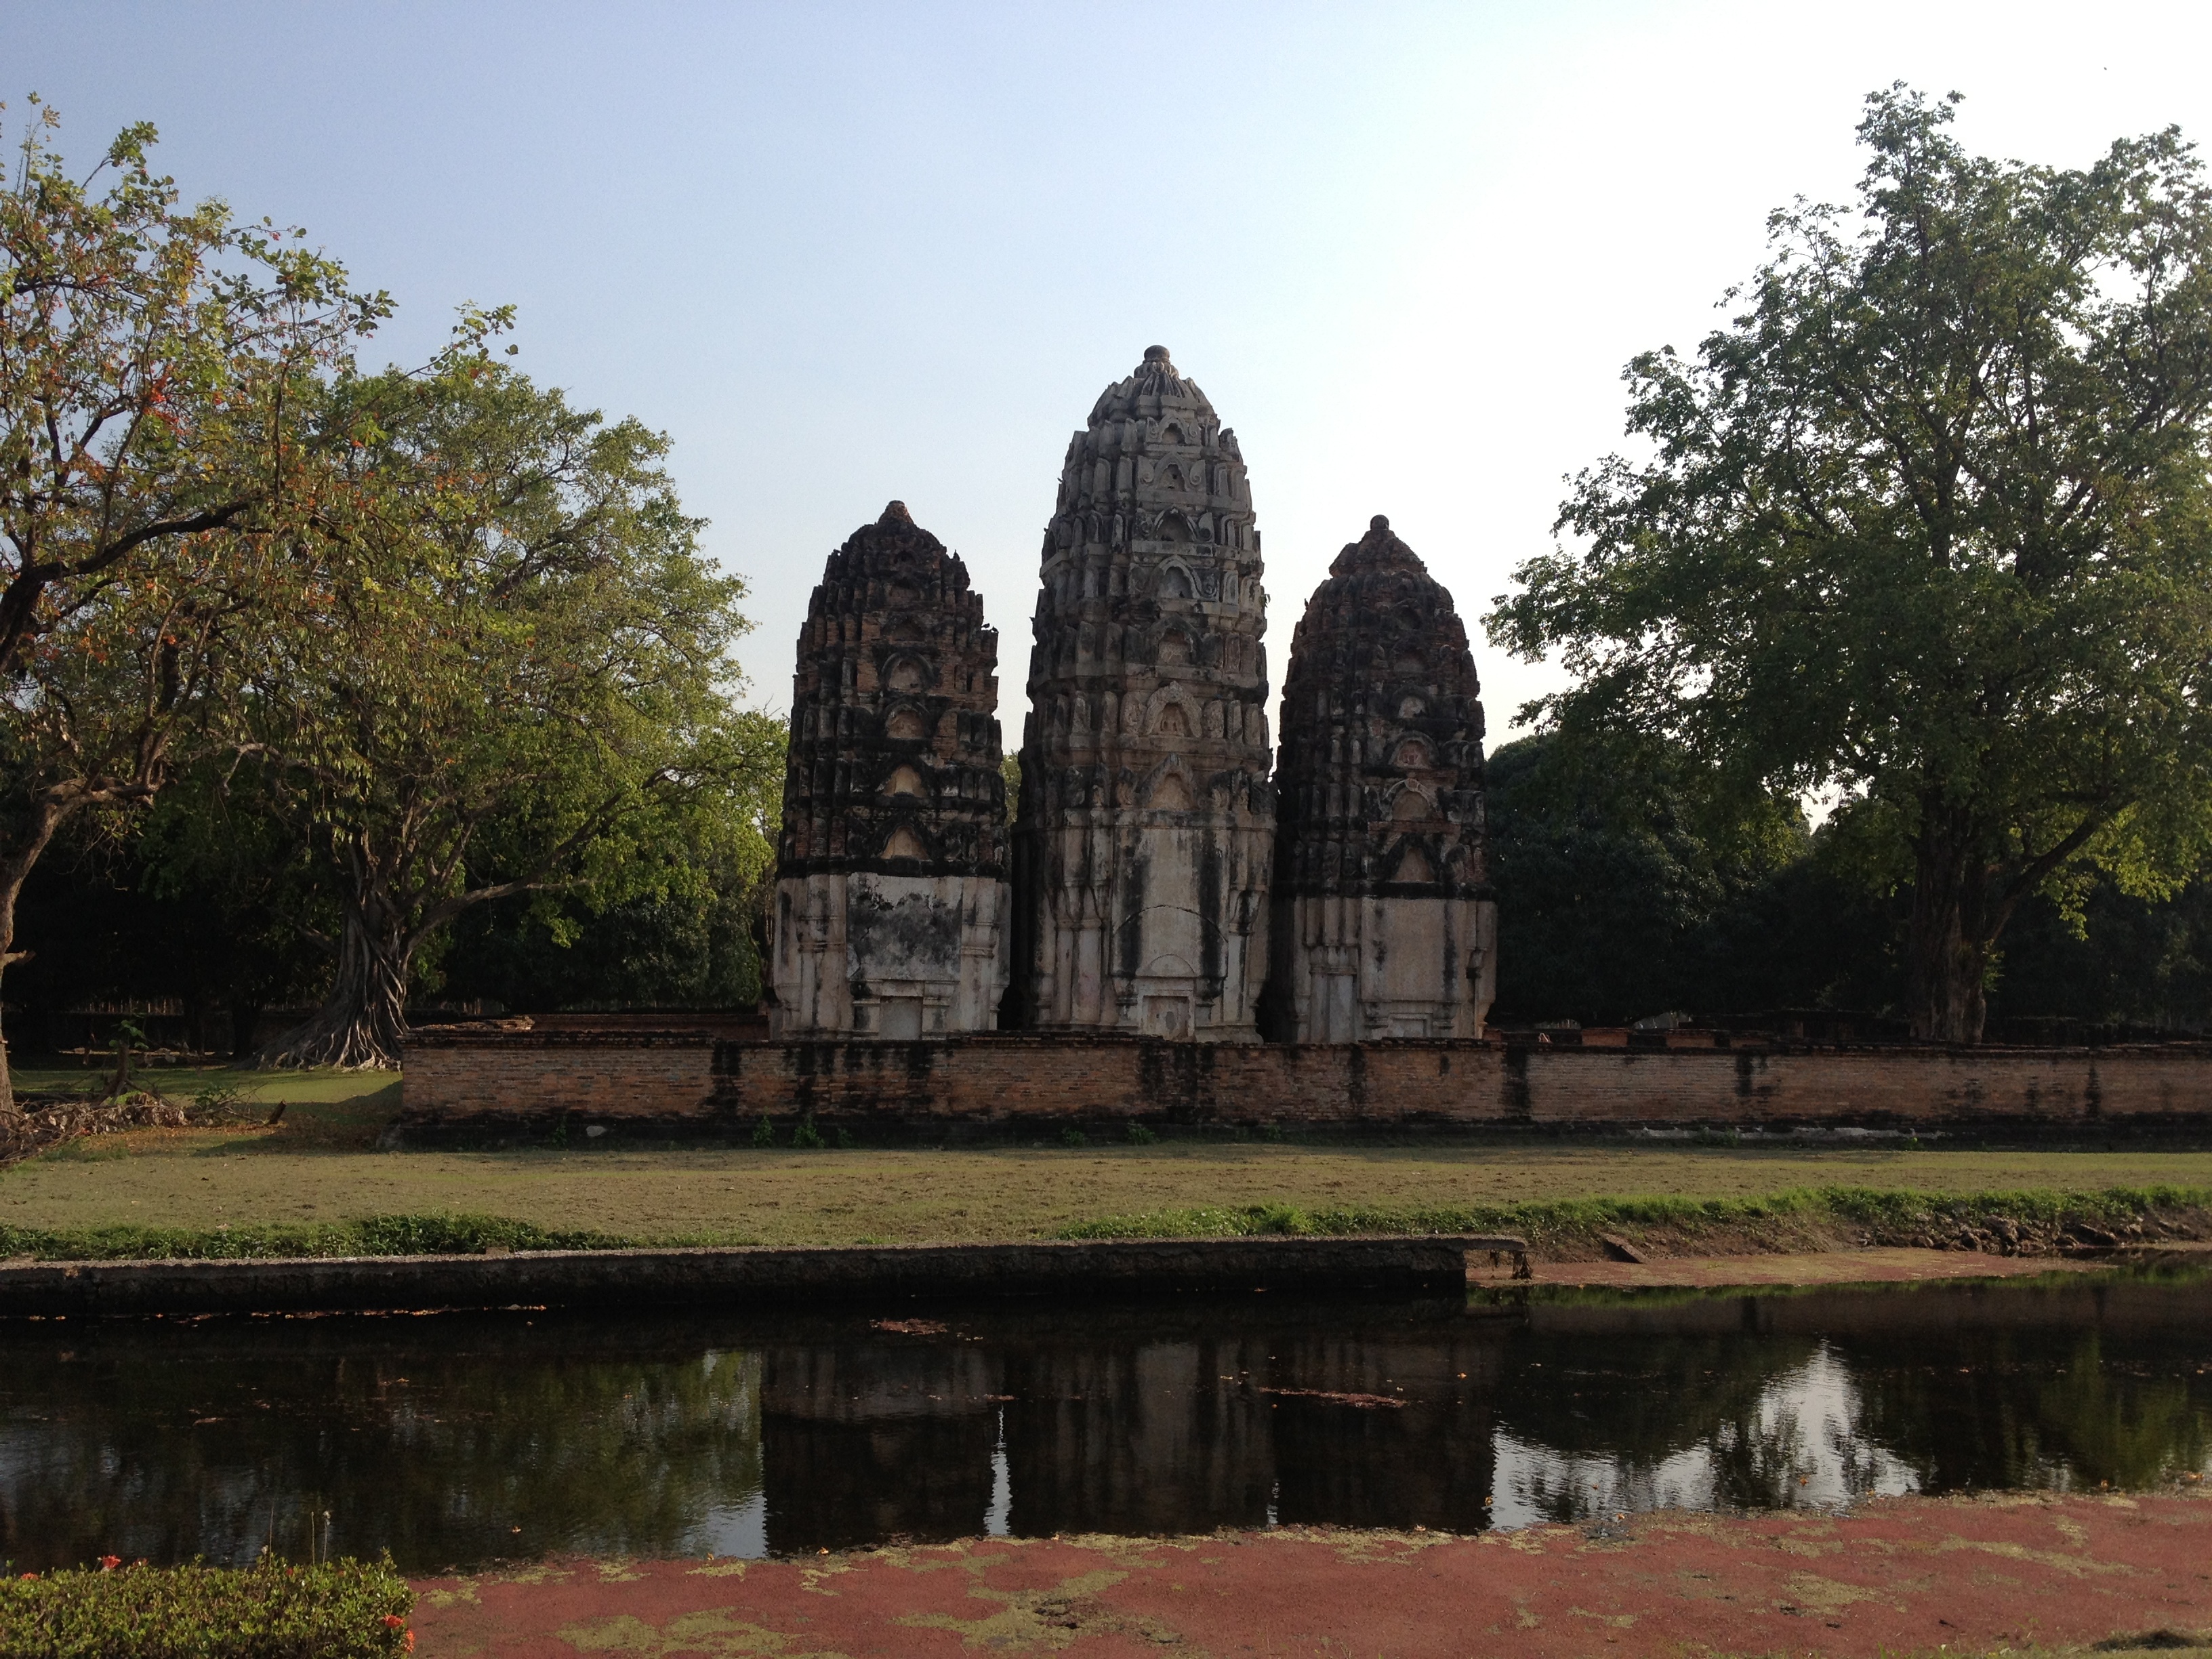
xmin=1007 ymin=348 xmax=1274 ymax=1038
xmin=1265 ymin=516 xmax=1496 ymax=1041
xmin=770 ymin=503 xmax=1010 ymax=1038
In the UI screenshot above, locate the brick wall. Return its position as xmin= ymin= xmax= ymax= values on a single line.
xmin=398 ymin=1031 xmax=2212 ymax=1131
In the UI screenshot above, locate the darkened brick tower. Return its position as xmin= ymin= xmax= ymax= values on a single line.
xmin=770 ymin=502 xmax=1010 ymax=1038
xmin=1008 ymin=347 xmax=1275 ymax=1039
xmin=1265 ymin=516 xmax=1496 ymax=1041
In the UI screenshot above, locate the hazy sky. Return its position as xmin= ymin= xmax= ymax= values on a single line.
xmin=7 ymin=1 xmax=2211 ymax=738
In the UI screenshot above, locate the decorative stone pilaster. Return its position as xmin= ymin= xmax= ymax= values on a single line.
xmin=1008 ymin=348 xmax=1274 ymax=1039
xmin=1267 ymin=516 xmax=1496 ymax=1042
xmin=771 ymin=502 xmax=1010 ymax=1038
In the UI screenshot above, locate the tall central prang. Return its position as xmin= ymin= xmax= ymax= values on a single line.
xmin=1008 ymin=347 xmax=1275 ymax=1038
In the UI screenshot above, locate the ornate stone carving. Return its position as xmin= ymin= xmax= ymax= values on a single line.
xmin=1265 ymin=516 xmax=1496 ymax=1041
xmin=771 ymin=502 xmax=1010 ymax=1038
xmin=1008 ymin=348 xmax=1274 ymax=1039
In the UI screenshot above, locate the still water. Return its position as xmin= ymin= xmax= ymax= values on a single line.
xmin=0 ymin=1264 xmax=2206 ymax=1572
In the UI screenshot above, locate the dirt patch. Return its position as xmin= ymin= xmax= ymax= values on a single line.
xmin=1507 ymin=1244 xmax=2195 ymax=1290
xmin=408 ymin=1485 xmax=2212 ymax=1657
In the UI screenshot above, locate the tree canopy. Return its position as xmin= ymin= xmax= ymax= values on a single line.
xmin=1492 ymin=86 xmax=2212 ymax=1041
xmin=229 ymin=316 xmax=761 ymax=1067
xmin=0 ymin=100 xmax=376 ymax=1105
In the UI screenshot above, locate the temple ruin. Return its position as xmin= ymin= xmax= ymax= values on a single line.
xmin=769 ymin=502 xmax=1010 ymax=1038
xmin=1266 ymin=516 xmax=1496 ymax=1042
xmin=1006 ymin=346 xmax=1276 ymax=1039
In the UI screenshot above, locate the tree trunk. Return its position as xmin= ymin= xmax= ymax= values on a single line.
xmin=1906 ymin=809 xmax=1995 ymax=1044
xmin=256 ymin=902 xmax=412 ymax=1069
xmin=0 ymin=798 xmax=76 ymax=1114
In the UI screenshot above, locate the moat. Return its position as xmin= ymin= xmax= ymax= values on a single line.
xmin=0 ymin=1264 xmax=2205 ymax=1574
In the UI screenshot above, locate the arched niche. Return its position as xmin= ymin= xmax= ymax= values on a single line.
xmin=886 ymin=764 xmax=926 ymax=798
xmin=884 ymin=825 xmax=928 ymax=861
xmin=885 ymin=706 xmax=928 ymax=740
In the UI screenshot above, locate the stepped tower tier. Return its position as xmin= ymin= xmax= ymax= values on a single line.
xmin=1265 ymin=516 xmax=1496 ymax=1042
xmin=771 ymin=501 xmax=1010 ymax=1038
xmin=1008 ymin=346 xmax=1275 ymax=1040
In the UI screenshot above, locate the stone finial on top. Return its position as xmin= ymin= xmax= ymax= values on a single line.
xmin=1331 ymin=514 xmax=1427 ymax=576
xmin=881 ymin=499 xmax=914 ymax=525
xmin=1143 ymin=344 xmax=1172 ymax=367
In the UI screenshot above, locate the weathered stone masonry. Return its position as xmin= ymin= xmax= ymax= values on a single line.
xmin=1008 ymin=347 xmax=1275 ymax=1040
xmin=771 ymin=503 xmax=1010 ymax=1038
xmin=1268 ymin=516 xmax=1497 ymax=1042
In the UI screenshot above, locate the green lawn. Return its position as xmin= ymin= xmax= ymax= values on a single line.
xmin=3 ymin=1106 xmax=2209 ymax=1248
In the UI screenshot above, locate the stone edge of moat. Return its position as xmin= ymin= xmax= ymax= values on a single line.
xmin=0 ymin=1234 xmax=1490 ymax=1317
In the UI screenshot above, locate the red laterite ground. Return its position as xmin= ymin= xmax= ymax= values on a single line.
xmin=410 ymin=1485 xmax=2212 ymax=1656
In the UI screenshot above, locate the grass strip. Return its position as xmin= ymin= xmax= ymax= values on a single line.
xmin=0 ymin=1212 xmax=643 ymax=1262
xmin=0 ymin=1555 xmax=413 ymax=1658
xmin=1052 ymin=1184 xmax=2212 ymax=1242
xmin=0 ymin=1187 xmax=2202 ymax=1261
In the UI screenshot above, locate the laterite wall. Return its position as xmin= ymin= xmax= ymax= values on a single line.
xmin=398 ymin=1031 xmax=2212 ymax=1132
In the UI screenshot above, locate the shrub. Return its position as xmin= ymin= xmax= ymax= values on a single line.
xmin=0 ymin=1554 xmax=414 ymax=1658
xmin=1124 ymin=1123 xmax=1157 ymax=1145
xmin=1060 ymin=1128 xmax=1088 ymax=1148
xmin=750 ymin=1115 xmax=776 ymax=1149
xmin=791 ymin=1114 xmax=825 ymax=1151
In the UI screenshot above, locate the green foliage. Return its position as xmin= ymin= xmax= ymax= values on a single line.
xmin=1059 ymin=1127 xmax=1088 ymax=1148
xmin=230 ymin=313 xmax=758 ymax=1067
xmin=750 ymin=1114 xmax=775 ymax=1149
xmin=1124 ymin=1123 xmax=1157 ymax=1146
xmin=1486 ymin=733 xmax=1892 ymax=1023
xmin=0 ymin=102 xmax=379 ymax=1104
xmin=0 ymin=1555 xmax=412 ymax=1658
xmin=1492 ymin=86 xmax=2212 ymax=1042
xmin=790 ymin=1113 xmax=824 ymax=1151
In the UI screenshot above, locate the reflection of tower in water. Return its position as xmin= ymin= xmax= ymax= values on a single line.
xmin=759 ymin=1340 xmax=1001 ymax=1553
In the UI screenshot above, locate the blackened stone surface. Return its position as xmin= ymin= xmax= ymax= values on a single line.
xmin=772 ymin=503 xmax=1010 ymax=1036
xmin=1267 ymin=517 xmax=1497 ymax=1040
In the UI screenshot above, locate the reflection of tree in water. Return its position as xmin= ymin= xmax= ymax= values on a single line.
xmin=0 ymin=1322 xmax=763 ymax=1572
xmin=1837 ymin=1328 xmax=2212 ymax=1494
xmin=1494 ymin=1330 xmax=1822 ymax=1521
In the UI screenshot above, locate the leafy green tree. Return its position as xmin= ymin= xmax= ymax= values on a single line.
xmin=1492 ymin=87 xmax=2212 ymax=1042
xmin=0 ymin=100 xmax=374 ymax=1106
xmin=1484 ymin=733 xmax=1883 ymax=1025
xmin=231 ymin=317 xmax=754 ymax=1067
xmin=435 ymin=708 xmax=785 ymax=1012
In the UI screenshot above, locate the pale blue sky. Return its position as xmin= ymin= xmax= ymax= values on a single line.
xmin=7 ymin=1 xmax=2211 ymax=735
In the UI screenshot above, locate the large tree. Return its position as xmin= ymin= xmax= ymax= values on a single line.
xmin=234 ymin=317 xmax=753 ymax=1068
xmin=1492 ymin=87 xmax=2212 ymax=1042
xmin=0 ymin=101 xmax=371 ymax=1106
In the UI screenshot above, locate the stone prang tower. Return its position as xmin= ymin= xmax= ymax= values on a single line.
xmin=770 ymin=502 xmax=1010 ymax=1039
xmin=1266 ymin=516 xmax=1496 ymax=1041
xmin=1008 ymin=347 xmax=1275 ymax=1038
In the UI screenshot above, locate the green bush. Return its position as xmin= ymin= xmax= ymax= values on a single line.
xmin=0 ymin=1555 xmax=414 ymax=1658
xmin=791 ymin=1114 xmax=825 ymax=1151
xmin=1059 ymin=1128 xmax=1088 ymax=1148
xmin=751 ymin=1114 xmax=775 ymax=1149
xmin=1124 ymin=1123 xmax=1157 ymax=1145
